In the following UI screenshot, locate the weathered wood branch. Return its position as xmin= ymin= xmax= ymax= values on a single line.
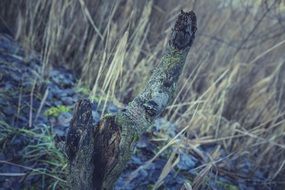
xmin=66 ymin=10 xmax=197 ymax=190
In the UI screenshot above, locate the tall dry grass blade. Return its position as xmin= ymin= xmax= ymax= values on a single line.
xmin=78 ymin=0 xmax=103 ymax=40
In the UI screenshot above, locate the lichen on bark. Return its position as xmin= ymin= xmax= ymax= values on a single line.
xmin=66 ymin=10 xmax=197 ymax=190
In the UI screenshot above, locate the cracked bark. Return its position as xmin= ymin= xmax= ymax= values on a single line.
xmin=65 ymin=10 xmax=197 ymax=190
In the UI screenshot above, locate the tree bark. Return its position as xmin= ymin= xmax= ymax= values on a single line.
xmin=65 ymin=10 xmax=197 ymax=190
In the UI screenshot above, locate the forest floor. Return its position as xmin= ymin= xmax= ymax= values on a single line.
xmin=0 ymin=34 xmax=275 ymax=190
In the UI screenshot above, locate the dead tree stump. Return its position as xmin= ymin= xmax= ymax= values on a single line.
xmin=66 ymin=10 xmax=197 ymax=190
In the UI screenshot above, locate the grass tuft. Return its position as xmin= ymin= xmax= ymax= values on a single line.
xmin=0 ymin=121 xmax=67 ymax=189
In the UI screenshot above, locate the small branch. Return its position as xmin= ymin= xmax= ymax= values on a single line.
xmin=127 ymin=10 xmax=197 ymax=130
xmin=66 ymin=10 xmax=197 ymax=190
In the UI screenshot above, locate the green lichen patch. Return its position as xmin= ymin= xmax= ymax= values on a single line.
xmin=161 ymin=52 xmax=182 ymax=67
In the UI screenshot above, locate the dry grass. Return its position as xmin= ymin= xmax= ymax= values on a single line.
xmin=1 ymin=0 xmax=285 ymax=189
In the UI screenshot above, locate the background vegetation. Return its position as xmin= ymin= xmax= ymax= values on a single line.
xmin=1 ymin=0 xmax=285 ymax=189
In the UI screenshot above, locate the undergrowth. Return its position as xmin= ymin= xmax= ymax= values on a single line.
xmin=0 ymin=121 xmax=67 ymax=189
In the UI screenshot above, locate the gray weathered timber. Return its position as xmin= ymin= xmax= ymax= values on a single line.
xmin=66 ymin=10 xmax=197 ymax=190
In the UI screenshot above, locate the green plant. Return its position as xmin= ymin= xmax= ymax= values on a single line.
xmin=44 ymin=105 xmax=71 ymax=117
xmin=0 ymin=121 xmax=67 ymax=189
